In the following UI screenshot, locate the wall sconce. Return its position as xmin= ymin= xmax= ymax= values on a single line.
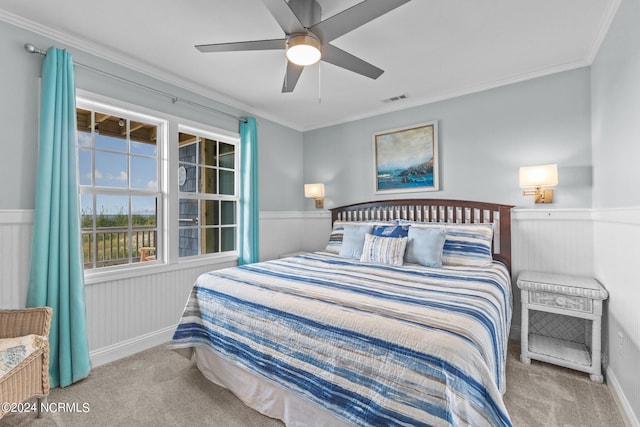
xmin=519 ymin=164 xmax=558 ymax=204
xmin=304 ymin=183 xmax=325 ymax=208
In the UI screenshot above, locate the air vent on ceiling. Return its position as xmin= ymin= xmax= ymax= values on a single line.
xmin=382 ymin=94 xmax=408 ymax=103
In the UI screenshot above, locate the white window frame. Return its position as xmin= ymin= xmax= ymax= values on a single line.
xmin=75 ymin=90 xmax=241 ymax=285
xmin=177 ymin=123 xmax=240 ymax=260
xmin=76 ymin=96 xmax=167 ymax=275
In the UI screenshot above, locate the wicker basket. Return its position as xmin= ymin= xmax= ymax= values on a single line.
xmin=0 ymin=307 xmax=52 ymax=419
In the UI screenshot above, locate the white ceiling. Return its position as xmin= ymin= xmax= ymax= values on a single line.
xmin=0 ymin=0 xmax=619 ymax=131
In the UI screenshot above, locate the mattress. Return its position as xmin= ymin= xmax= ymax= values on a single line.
xmin=171 ymin=252 xmax=513 ymax=426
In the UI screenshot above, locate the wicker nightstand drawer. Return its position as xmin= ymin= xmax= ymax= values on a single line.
xmin=529 ymin=290 xmax=592 ymax=313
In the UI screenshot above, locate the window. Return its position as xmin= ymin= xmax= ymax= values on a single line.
xmin=77 ymin=100 xmax=164 ymax=270
xmin=178 ymin=128 xmax=238 ymax=258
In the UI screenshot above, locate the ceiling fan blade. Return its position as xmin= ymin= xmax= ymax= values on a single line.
xmin=262 ymin=0 xmax=305 ymax=34
xmin=196 ymin=39 xmax=286 ymax=53
xmin=321 ymin=44 xmax=383 ymax=80
xmin=310 ymin=0 xmax=412 ymax=42
xmin=281 ymin=61 xmax=304 ymax=93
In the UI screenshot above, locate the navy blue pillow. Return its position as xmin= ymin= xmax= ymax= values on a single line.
xmin=372 ymin=225 xmax=410 ymax=238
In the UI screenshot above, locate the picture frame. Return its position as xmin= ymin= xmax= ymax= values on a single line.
xmin=373 ymin=121 xmax=439 ymax=194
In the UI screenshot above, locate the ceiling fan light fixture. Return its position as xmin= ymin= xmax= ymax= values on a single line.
xmin=286 ymin=33 xmax=321 ymax=66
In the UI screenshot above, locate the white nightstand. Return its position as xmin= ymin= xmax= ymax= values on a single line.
xmin=517 ymin=271 xmax=608 ymax=382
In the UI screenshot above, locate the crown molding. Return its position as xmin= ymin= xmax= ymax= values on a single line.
xmin=584 ymin=0 xmax=623 ymax=64
xmin=0 ymin=9 xmax=303 ymax=132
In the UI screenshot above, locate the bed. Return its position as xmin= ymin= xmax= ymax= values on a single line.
xmin=171 ymin=199 xmax=514 ymax=427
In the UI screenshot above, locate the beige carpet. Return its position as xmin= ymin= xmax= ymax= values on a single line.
xmin=3 ymin=341 xmax=626 ymax=426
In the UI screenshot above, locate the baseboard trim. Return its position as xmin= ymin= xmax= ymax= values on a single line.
xmin=607 ymin=366 xmax=640 ymax=427
xmin=89 ymin=325 xmax=175 ymax=368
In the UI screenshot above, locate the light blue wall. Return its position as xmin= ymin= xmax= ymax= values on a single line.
xmin=591 ymin=0 xmax=640 ymax=422
xmin=303 ymin=68 xmax=593 ymax=210
xmin=591 ymin=0 xmax=640 ymax=209
xmin=0 ymin=19 xmax=303 ymax=212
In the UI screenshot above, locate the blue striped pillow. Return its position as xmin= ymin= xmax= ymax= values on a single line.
xmin=441 ymin=223 xmax=494 ymax=267
xmin=360 ymin=234 xmax=408 ymax=266
xmin=372 ymin=224 xmax=410 ymax=238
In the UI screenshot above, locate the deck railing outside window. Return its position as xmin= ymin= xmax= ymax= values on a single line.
xmin=82 ymin=226 xmax=157 ymax=269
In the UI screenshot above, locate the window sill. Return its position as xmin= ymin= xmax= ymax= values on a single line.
xmin=84 ymin=253 xmax=238 ymax=286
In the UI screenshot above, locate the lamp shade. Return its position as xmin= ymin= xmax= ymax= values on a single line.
xmin=519 ymin=164 xmax=558 ymax=188
xmin=304 ymin=183 xmax=325 ymax=198
xmin=286 ymin=34 xmax=321 ymax=66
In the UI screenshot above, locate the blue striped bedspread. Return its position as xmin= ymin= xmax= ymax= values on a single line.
xmin=171 ymin=252 xmax=513 ymax=427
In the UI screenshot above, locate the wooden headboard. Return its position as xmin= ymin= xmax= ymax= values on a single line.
xmin=330 ymin=199 xmax=514 ymax=272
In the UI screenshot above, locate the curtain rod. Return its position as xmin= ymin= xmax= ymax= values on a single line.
xmin=24 ymin=43 xmax=247 ymax=123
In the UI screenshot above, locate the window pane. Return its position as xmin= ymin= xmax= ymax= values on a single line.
xmin=130 ymin=156 xmax=157 ymax=190
xmin=179 ymin=136 xmax=197 ymax=163
xmin=221 ymin=227 xmax=236 ymax=252
xmin=179 ymin=228 xmax=199 ymax=257
xmin=219 ymin=170 xmax=234 ymax=195
xmin=80 ymin=194 xmax=94 ymax=229
xmin=202 ymin=200 xmax=219 ymax=226
xmin=76 ymin=109 xmax=92 ymax=138
xmin=95 ymin=133 xmax=126 ymax=152
xmin=96 ymin=195 xmax=129 ymax=227
xmin=179 ymin=199 xmax=198 ymax=225
xmin=132 ymin=196 xmax=156 ymax=227
xmin=179 ymin=163 xmax=196 ymax=192
xmin=131 ymin=195 xmax=156 ymax=262
xmin=203 ymin=228 xmax=219 ymax=254
xmin=95 ymin=151 xmax=128 ymax=188
xmin=77 ymin=130 xmax=92 ymax=147
xmin=131 ymin=140 xmax=157 ymax=156
xmin=78 ymin=148 xmax=92 ymax=186
xmin=201 ymin=167 xmax=217 ymax=194
xmin=130 ymin=120 xmax=157 ymax=156
xmin=202 ymin=138 xmax=217 ymax=167
xmin=95 ymin=113 xmax=127 ymax=152
xmin=221 ymin=201 xmax=235 ymax=225
xmin=219 ymin=143 xmax=234 ymax=169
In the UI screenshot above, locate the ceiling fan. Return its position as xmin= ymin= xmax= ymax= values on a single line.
xmin=195 ymin=0 xmax=412 ymax=93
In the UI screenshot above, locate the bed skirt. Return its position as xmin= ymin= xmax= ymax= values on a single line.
xmin=193 ymin=347 xmax=351 ymax=427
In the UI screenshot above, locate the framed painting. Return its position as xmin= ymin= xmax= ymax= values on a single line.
xmin=373 ymin=121 xmax=439 ymax=194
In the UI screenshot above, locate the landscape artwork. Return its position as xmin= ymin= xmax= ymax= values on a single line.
xmin=374 ymin=121 xmax=439 ymax=193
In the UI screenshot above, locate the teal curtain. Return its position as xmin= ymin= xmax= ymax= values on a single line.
xmin=27 ymin=47 xmax=91 ymax=388
xmin=238 ymin=117 xmax=259 ymax=265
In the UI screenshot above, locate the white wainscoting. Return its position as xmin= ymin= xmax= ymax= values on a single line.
xmin=593 ymin=207 xmax=640 ymax=427
xmin=1 ymin=208 xmax=636 ymax=425
xmin=0 ymin=210 xmax=33 ymax=309
xmin=510 ymin=208 xmax=595 ymax=340
xmin=259 ymin=210 xmax=331 ymax=261
xmin=84 ymin=262 xmax=228 ymax=366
